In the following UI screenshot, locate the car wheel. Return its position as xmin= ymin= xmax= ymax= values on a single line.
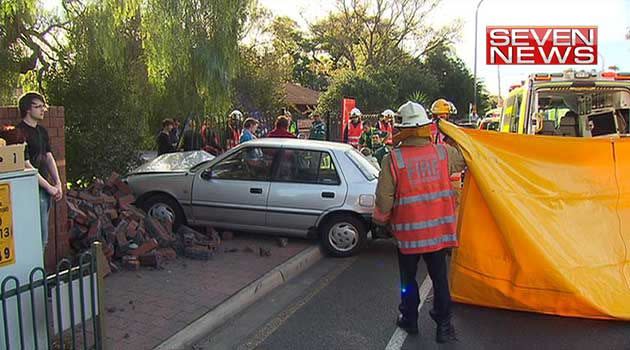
xmin=140 ymin=194 xmax=185 ymax=228
xmin=320 ymin=214 xmax=367 ymax=257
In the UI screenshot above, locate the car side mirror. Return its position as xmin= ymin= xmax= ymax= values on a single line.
xmin=201 ymin=168 xmax=213 ymax=180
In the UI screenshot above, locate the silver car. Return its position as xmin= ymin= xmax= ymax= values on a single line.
xmin=125 ymin=139 xmax=379 ymax=256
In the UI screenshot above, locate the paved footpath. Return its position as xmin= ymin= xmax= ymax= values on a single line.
xmin=101 ymin=234 xmax=310 ymax=350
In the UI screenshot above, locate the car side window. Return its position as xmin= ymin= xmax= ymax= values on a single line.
xmin=273 ymin=149 xmax=340 ymax=185
xmin=318 ymin=152 xmax=340 ymax=185
xmin=211 ymin=147 xmax=278 ymax=181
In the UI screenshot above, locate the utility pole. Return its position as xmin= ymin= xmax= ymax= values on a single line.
xmin=473 ymin=0 xmax=485 ymax=118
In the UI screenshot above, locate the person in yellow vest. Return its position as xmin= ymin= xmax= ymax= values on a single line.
xmin=373 ymin=101 xmax=465 ymax=344
xmin=343 ymin=108 xmax=363 ymax=148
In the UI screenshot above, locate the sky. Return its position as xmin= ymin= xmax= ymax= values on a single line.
xmin=42 ymin=0 xmax=630 ymax=97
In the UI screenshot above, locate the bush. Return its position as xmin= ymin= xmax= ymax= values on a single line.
xmin=47 ymin=58 xmax=146 ymax=185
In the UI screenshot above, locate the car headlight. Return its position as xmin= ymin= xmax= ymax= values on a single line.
xmin=359 ymin=194 xmax=375 ymax=207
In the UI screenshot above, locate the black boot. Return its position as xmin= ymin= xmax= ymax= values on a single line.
xmin=436 ymin=321 xmax=457 ymax=344
xmin=396 ymin=314 xmax=419 ymax=335
xmin=429 ymin=309 xmax=457 ymax=343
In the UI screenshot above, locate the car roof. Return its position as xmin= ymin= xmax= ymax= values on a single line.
xmin=241 ymin=138 xmax=355 ymax=152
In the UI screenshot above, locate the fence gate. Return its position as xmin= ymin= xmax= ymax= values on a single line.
xmin=1 ymin=242 xmax=106 ymax=350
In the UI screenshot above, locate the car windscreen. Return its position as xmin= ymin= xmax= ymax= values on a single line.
xmin=133 ymin=151 xmax=215 ymax=173
xmin=345 ymin=149 xmax=379 ymax=181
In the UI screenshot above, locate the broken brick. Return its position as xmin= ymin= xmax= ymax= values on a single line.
xmin=67 ymin=200 xmax=87 ymax=220
xmin=139 ymin=252 xmax=161 ymax=268
xmin=104 ymin=209 xmax=118 ymax=220
xmin=122 ymin=256 xmax=140 ymax=270
xmin=87 ymin=220 xmax=102 ymax=239
xmin=123 ymin=206 xmax=146 ymax=222
xmin=106 ymin=172 xmax=121 ymax=188
xmin=89 ymin=179 xmax=105 ymax=195
xmin=156 ymin=248 xmax=177 ymax=261
xmin=129 ymin=239 xmax=158 ymax=256
xmin=102 ymin=195 xmax=118 ymax=206
xmin=118 ymin=195 xmax=135 ymax=210
xmin=127 ymin=221 xmax=139 ymax=239
xmin=145 ymin=217 xmax=175 ymax=246
xmin=115 ymin=220 xmax=129 ymax=247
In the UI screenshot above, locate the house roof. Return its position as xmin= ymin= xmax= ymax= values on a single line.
xmin=284 ymin=83 xmax=320 ymax=106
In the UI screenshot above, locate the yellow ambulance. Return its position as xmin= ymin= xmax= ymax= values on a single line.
xmin=499 ymin=70 xmax=630 ymax=137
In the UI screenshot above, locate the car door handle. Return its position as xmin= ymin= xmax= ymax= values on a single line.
xmin=322 ymin=192 xmax=335 ymax=198
xmin=250 ymin=188 xmax=263 ymax=194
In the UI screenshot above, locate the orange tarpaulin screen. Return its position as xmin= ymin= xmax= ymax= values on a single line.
xmin=439 ymin=121 xmax=630 ymax=320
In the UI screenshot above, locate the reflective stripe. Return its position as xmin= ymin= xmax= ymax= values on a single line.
xmin=397 ymin=234 xmax=457 ymax=249
xmin=393 ymin=148 xmax=405 ymax=169
xmin=395 ymin=190 xmax=457 ymax=206
xmin=436 ymin=144 xmax=446 ymax=160
xmin=393 ymin=215 xmax=456 ymax=232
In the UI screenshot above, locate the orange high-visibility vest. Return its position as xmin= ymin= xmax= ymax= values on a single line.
xmin=347 ymin=122 xmax=363 ymax=148
xmin=389 ymin=144 xmax=458 ymax=254
xmin=379 ymin=121 xmax=393 ymax=145
xmin=429 ymin=121 xmax=447 ymax=145
xmin=228 ymin=126 xmax=239 ymax=149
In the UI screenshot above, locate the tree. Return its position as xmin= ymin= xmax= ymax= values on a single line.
xmin=309 ymin=0 xmax=460 ymax=70
xmin=318 ymin=68 xmax=398 ymax=114
xmin=423 ymin=44 xmax=490 ymax=117
xmin=317 ymin=44 xmax=490 ymax=118
xmin=45 ymin=0 xmax=149 ymax=184
xmin=269 ymin=16 xmax=331 ymax=90
xmin=0 ymin=0 xmax=66 ymax=103
xmin=143 ymin=0 xmax=251 ymax=117
xmin=233 ymin=46 xmax=288 ymax=115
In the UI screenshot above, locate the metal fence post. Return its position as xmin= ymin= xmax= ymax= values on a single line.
xmin=91 ymin=242 xmax=108 ymax=350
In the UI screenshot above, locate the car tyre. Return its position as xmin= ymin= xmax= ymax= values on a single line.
xmin=320 ymin=214 xmax=367 ymax=257
xmin=140 ymin=194 xmax=185 ymax=228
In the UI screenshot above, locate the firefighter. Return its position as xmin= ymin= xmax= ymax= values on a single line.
xmin=373 ymin=101 xmax=465 ymax=344
xmin=429 ymin=99 xmax=456 ymax=144
xmin=225 ymin=110 xmax=242 ymax=150
xmin=343 ymin=108 xmax=363 ymax=149
xmin=377 ymin=109 xmax=396 ymax=147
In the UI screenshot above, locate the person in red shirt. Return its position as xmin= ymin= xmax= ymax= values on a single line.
xmin=267 ymin=116 xmax=297 ymax=138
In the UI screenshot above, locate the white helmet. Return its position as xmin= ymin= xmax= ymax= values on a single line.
xmin=350 ymin=108 xmax=362 ymax=117
xmin=381 ymin=109 xmax=395 ymax=117
xmin=396 ymin=101 xmax=431 ymax=128
xmin=230 ymin=110 xmax=243 ymax=119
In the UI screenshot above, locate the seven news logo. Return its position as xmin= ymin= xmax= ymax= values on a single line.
xmin=486 ymin=26 xmax=598 ymax=65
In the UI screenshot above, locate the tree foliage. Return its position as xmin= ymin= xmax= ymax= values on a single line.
xmin=0 ymin=0 xmax=65 ymax=103
xmin=310 ymin=0 xmax=460 ymax=70
xmin=142 ymin=0 xmax=250 ymax=115
xmin=0 ymin=0 xmax=491 ymax=184
xmin=318 ymin=44 xmax=490 ymax=117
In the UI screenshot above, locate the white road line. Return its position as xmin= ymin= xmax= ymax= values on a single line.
xmin=385 ymin=276 xmax=433 ymax=350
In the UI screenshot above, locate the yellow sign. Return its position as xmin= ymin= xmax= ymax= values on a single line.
xmin=0 ymin=183 xmax=14 ymax=267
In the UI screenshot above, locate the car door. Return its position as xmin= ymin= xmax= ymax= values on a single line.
xmin=192 ymin=146 xmax=279 ymax=229
xmin=266 ymin=149 xmax=346 ymax=234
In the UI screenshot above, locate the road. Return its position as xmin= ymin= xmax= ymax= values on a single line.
xmin=193 ymin=240 xmax=630 ymax=350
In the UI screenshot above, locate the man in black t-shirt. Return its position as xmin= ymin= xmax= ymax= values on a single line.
xmin=157 ymin=119 xmax=176 ymax=156
xmin=16 ymin=92 xmax=63 ymax=250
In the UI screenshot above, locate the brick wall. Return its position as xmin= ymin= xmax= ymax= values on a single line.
xmin=0 ymin=106 xmax=69 ymax=270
